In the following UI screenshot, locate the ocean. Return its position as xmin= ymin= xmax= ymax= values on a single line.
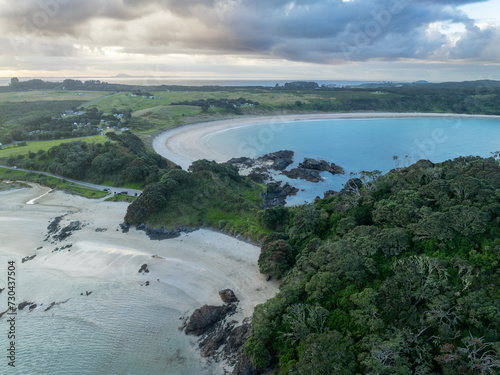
xmin=203 ymin=116 xmax=500 ymax=205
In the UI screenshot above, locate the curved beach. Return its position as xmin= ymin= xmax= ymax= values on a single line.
xmin=153 ymin=112 xmax=500 ymax=169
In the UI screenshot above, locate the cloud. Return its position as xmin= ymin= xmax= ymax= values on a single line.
xmin=0 ymin=0 xmax=498 ymax=69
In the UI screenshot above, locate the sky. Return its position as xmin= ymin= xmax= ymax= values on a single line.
xmin=0 ymin=0 xmax=499 ymax=82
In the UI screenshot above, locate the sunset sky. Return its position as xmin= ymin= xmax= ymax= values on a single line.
xmin=0 ymin=0 xmax=499 ymax=82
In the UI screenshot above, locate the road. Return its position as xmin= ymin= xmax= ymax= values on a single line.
xmin=0 ymin=165 xmax=142 ymax=197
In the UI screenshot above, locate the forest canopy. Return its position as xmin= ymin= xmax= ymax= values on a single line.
xmin=245 ymin=156 xmax=500 ymax=374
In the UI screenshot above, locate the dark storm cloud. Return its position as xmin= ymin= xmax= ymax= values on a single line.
xmin=0 ymin=0 xmax=497 ymax=63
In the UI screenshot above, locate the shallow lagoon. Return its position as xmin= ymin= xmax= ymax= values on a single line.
xmin=204 ymin=117 xmax=500 ymax=204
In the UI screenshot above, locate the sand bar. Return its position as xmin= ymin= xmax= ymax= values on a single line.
xmin=153 ymin=112 xmax=500 ymax=169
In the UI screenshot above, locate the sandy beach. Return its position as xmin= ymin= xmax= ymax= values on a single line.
xmin=0 ymin=185 xmax=278 ymax=374
xmin=153 ymin=112 xmax=500 ymax=169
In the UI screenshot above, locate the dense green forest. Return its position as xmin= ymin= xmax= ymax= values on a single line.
xmin=1 ymin=132 xmax=169 ymax=187
xmin=243 ymin=156 xmax=500 ymax=374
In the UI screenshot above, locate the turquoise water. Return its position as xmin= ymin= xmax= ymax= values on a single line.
xmin=204 ymin=117 xmax=500 ymax=204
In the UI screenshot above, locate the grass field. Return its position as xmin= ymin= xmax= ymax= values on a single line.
xmin=0 ymin=90 xmax=109 ymax=103
xmin=0 ymin=135 xmax=108 ymax=158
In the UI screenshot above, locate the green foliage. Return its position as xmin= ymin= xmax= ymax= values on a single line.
xmin=247 ymin=155 xmax=500 ymax=374
xmin=258 ymin=239 xmax=294 ymax=279
xmin=2 ymin=131 xmax=167 ymax=188
xmin=257 ymin=205 xmax=289 ymax=231
xmin=125 ymin=159 xmax=267 ymax=241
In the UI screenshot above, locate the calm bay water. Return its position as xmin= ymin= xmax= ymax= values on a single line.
xmin=204 ymin=117 xmax=500 ymax=205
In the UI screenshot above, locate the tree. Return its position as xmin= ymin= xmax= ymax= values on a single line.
xmin=258 ymin=239 xmax=294 ymax=279
xmin=289 ymin=331 xmax=357 ymax=375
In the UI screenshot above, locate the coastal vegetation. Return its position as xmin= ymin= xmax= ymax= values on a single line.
xmin=244 ymin=156 xmax=500 ymax=374
xmin=0 ymin=131 xmax=170 ymax=188
xmin=124 ymin=159 xmax=268 ymax=240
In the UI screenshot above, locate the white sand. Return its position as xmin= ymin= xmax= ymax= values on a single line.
xmin=0 ymin=185 xmax=278 ymax=374
xmin=153 ymin=112 xmax=500 ymax=169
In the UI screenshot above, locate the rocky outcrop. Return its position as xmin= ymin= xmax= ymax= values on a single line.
xmin=219 ymin=289 xmax=239 ymax=303
xmin=119 ymin=223 xmax=130 ymax=233
xmin=22 ymin=254 xmax=36 ymax=263
xmin=233 ymin=353 xmax=258 ymax=375
xmin=45 ymin=216 xmax=85 ymax=242
xmin=184 ymin=304 xmax=237 ymax=336
xmin=228 ymin=150 xmax=295 ymax=183
xmin=282 ymin=167 xmax=322 ymax=182
xmin=229 ymin=150 xmax=294 ymax=174
xmin=262 ymin=150 xmax=295 ymax=171
xmin=283 ymin=158 xmax=345 ymax=183
xmin=18 ymin=301 xmax=34 ymax=311
xmin=229 ymin=151 xmax=344 ymax=187
xmin=183 ymin=291 xmax=259 ymax=374
xmin=262 ymin=182 xmax=299 ymax=208
xmin=138 ymin=264 xmax=150 ymax=274
xmin=298 ymin=158 xmax=344 ymax=174
xmin=135 ymin=224 xmax=199 ymax=240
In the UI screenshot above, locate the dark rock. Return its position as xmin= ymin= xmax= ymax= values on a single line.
xmin=282 ymin=167 xmax=323 ymax=182
xmin=85 ymin=291 xmax=92 ymax=296
xmin=225 ymin=322 xmax=251 ymax=355
xmin=136 ymin=225 xmax=199 ymax=241
xmin=52 ymin=244 xmax=73 ymax=253
xmin=247 ymin=171 xmax=268 ymax=184
xmin=262 ymin=182 xmax=299 ymax=208
xmin=95 ymin=228 xmax=107 ymax=232
xmin=185 ymin=304 xmax=236 ymax=336
xmin=266 ymin=275 xmax=272 ymax=281
xmin=138 ymin=264 xmax=149 ymax=274
xmin=44 ymin=299 xmax=69 ymax=312
xmin=119 ymin=223 xmax=130 ymax=233
xmin=199 ymin=323 xmax=235 ymax=357
xmin=233 ymin=353 xmax=258 ymax=375
xmin=22 ymin=254 xmax=36 ymax=263
xmin=46 ymin=215 xmax=64 ymax=236
xmin=298 ymin=158 xmax=345 ymax=175
xmin=227 ymin=157 xmax=254 ymax=167
xmin=281 ymin=157 xmax=344 ymax=183
xmin=228 ymin=150 xmax=295 ymax=184
xmin=261 ymin=150 xmax=294 ymax=171
xmin=219 ymin=289 xmax=239 ymax=303
xmin=0 ymin=308 xmax=9 ymax=318
xmin=18 ymin=301 xmax=33 ymax=311
xmin=29 ymin=304 xmax=37 ymax=311
xmin=46 ymin=220 xmax=84 ymax=242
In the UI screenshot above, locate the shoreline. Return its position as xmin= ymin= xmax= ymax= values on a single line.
xmin=152 ymin=112 xmax=500 ymax=169
xmin=0 ymin=185 xmax=278 ymax=374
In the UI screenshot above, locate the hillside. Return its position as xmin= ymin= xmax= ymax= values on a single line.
xmin=243 ymin=156 xmax=500 ymax=374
